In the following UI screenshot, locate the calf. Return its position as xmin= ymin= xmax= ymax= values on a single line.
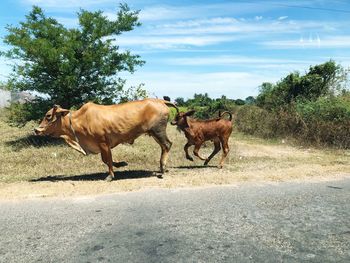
xmin=171 ymin=110 xmax=233 ymax=168
xmin=34 ymin=99 xmax=178 ymax=181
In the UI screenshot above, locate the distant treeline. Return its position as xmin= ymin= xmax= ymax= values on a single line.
xmin=172 ymin=61 xmax=350 ymax=148
xmin=170 ymin=93 xmax=254 ymax=120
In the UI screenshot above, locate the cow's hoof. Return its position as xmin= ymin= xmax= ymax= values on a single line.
xmin=217 ymin=165 xmax=223 ymax=169
xmin=105 ymin=175 xmax=113 ymax=182
xmin=186 ymin=156 xmax=194 ymax=162
xmin=156 ymin=173 xmax=163 ymax=179
xmin=204 ymin=160 xmax=209 ymax=166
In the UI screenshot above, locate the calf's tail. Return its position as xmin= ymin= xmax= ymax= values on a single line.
xmin=218 ymin=111 xmax=233 ymax=121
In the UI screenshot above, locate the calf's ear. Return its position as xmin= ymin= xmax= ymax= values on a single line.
xmin=185 ymin=110 xmax=196 ymax=116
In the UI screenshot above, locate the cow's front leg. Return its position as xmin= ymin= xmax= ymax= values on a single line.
xmin=100 ymin=143 xmax=115 ymax=181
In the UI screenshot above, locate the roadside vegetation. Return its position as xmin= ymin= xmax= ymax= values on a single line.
xmin=173 ymin=61 xmax=350 ymax=149
xmin=0 ymin=114 xmax=349 ymax=199
xmin=2 ymin=4 xmax=349 ymax=149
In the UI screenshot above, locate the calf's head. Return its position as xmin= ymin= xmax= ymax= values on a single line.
xmin=171 ymin=110 xmax=195 ymax=129
xmin=34 ymin=105 xmax=69 ymax=136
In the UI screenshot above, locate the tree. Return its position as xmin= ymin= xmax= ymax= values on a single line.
xmin=189 ymin=93 xmax=212 ymax=107
xmin=234 ymin=99 xmax=245 ymax=105
xmin=175 ymin=97 xmax=186 ymax=106
xmin=119 ymin=83 xmax=148 ymax=103
xmin=2 ymin=4 xmax=144 ymax=109
xmin=256 ymin=61 xmax=348 ymax=110
xmin=245 ymin=96 xmax=256 ymax=105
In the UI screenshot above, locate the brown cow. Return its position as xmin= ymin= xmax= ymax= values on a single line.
xmin=34 ymin=99 xmax=178 ymax=181
xmin=171 ymin=110 xmax=233 ymax=168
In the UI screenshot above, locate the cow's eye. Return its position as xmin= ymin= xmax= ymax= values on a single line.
xmin=46 ymin=115 xmax=52 ymax=120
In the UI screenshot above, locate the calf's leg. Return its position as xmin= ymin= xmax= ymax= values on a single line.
xmin=193 ymin=142 xmax=206 ymax=161
xmin=204 ymin=138 xmax=221 ymax=165
xmin=100 ymin=143 xmax=115 ymax=181
xmin=184 ymin=142 xmax=194 ymax=161
xmin=218 ymin=137 xmax=230 ymax=168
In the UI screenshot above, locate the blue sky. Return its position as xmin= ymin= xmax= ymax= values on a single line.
xmin=1 ymin=0 xmax=350 ymax=99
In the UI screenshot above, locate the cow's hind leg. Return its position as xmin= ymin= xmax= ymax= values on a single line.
xmin=150 ymin=120 xmax=172 ymax=175
xmin=100 ymin=143 xmax=115 ymax=181
xmin=204 ymin=138 xmax=221 ymax=166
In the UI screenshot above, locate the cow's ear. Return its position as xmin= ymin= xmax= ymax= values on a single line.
xmin=51 ymin=105 xmax=59 ymax=117
xmin=185 ymin=110 xmax=195 ymax=116
xmin=56 ymin=108 xmax=70 ymax=116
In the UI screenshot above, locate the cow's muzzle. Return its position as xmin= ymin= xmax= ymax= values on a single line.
xmin=34 ymin=127 xmax=44 ymax=135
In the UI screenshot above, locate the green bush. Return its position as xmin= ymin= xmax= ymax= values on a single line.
xmin=191 ymin=99 xmax=238 ymax=120
xmin=297 ymin=96 xmax=350 ymax=147
xmin=168 ymin=106 xmax=187 ymax=121
xmin=235 ymin=105 xmax=278 ymax=138
xmin=236 ymin=96 xmax=350 ymax=148
xmin=297 ymin=96 xmax=350 ymax=123
xmin=5 ymin=99 xmax=51 ymax=127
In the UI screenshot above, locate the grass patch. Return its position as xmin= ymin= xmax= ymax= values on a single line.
xmin=0 ymin=116 xmax=349 ymax=199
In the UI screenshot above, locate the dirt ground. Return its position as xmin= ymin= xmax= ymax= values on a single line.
xmin=0 ymin=119 xmax=349 ymax=200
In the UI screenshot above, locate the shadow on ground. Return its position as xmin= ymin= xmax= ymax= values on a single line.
xmin=30 ymin=169 xmax=158 ymax=182
xmin=5 ymin=135 xmax=63 ymax=150
xmin=176 ymin=165 xmax=216 ymax=169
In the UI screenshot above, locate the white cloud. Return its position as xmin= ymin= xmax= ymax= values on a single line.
xmin=54 ymin=17 xmax=78 ymax=28
xmin=118 ymin=16 xmax=340 ymax=52
xmin=122 ymin=71 xmax=279 ymax=99
xmin=278 ymin=16 xmax=288 ymax=20
xmin=149 ymin=18 xmax=336 ymax=36
xmin=163 ymin=55 xmax=331 ymax=79
xmin=262 ymin=36 xmax=350 ymax=49
xmin=139 ymin=6 xmax=191 ymax=21
xmin=159 ymin=17 xmax=238 ymax=28
xmin=168 ymin=55 xmax=315 ymax=68
xmin=116 ymin=35 xmax=238 ymax=49
xmin=139 ymin=2 xmax=279 ymax=22
xmin=22 ymin=0 xmax=113 ymax=9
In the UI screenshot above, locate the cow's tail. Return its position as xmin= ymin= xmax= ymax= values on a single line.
xmin=218 ymin=111 xmax=233 ymax=121
xmin=164 ymin=101 xmax=179 ymax=113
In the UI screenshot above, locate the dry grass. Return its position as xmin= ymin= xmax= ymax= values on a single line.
xmin=0 ymin=116 xmax=349 ymax=200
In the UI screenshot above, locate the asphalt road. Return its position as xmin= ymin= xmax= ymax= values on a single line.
xmin=1 ymin=179 xmax=349 ymax=263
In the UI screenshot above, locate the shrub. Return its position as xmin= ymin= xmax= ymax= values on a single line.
xmin=297 ymin=96 xmax=350 ymax=147
xmin=5 ymin=99 xmax=51 ymax=127
xmin=235 ymin=105 xmax=278 ymax=138
xmin=236 ymin=96 xmax=350 ymax=148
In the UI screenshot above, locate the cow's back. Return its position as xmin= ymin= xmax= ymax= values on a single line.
xmin=75 ymin=100 xmax=169 ymax=147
